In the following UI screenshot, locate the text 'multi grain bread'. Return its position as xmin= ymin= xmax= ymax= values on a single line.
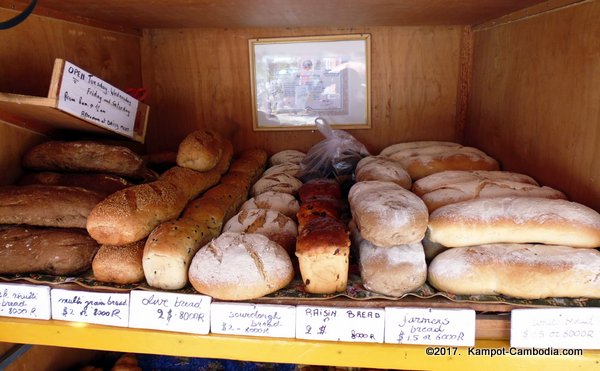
xmin=428 ymin=244 xmax=600 ymax=299
xmin=92 ymin=240 xmax=146 ymax=284
xmin=348 ymin=181 xmax=428 ymax=247
xmin=239 ymin=191 xmax=300 ymax=219
xmin=189 ymin=232 xmax=294 ymax=300
xmin=0 ymin=185 xmax=104 ymax=228
xmin=19 ymin=172 xmax=132 ymax=197
xmin=0 ymin=225 xmax=98 ymax=275
xmin=355 ymin=155 xmax=412 ymax=189
xmin=176 ymin=130 xmax=225 ymax=171
xmin=428 ymin=197 xmax=600 ymax=248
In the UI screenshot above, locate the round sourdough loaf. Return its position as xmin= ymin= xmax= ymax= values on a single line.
xmin=355 ymin=155 xmax=412 ymax=189
xmin=263 ymin=163 xmax=301 ymax=177
xmin=176 ymin=130 xmax=225 ymax=171
xmin=269 ymin=150 xmax=306 ymax=166
xmin=239 ymin=191 xmax=300 ymax=219
xmin=412 ymin=170 xmax=539 ymax=196
xmin=250 ymin=172 xmax=303 ymax=196
xmin=188 ymin=232 xmax=294 ymax=300
xmin=428 ymin=244 xmax=600 ymax=299
xmin=428 ymin=197 xmax=600 ymax=248
xmin=348 ymin=181 xmax=428 ymax=247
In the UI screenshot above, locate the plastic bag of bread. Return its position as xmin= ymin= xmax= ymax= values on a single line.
xmin=297 ymin=117 xmax=369 ymax=185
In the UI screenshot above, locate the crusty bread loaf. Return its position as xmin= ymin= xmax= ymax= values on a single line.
xmin=86 ymin=180 xmax=188 ymax=245
xmin=92 ymin=240 xmax=145 ymax=284
xmin=355 ymin=155 xmax=412 ymax=189
xmin=250 ymin=173 xmax=303 ymax=197
xmin=295 ymin=217 xmax=350 ymax=294
xmin=380 ymin=141 xmax=461 ymax=157
xmin=176 ymin=130 xmax=225 ymax=171
xmin=22 ymin=140 xmax=149 ymax=179
xmin=239 ymin=191 xmax=300 ymax=219
xmin=0 ymin=225 xmax=98 ymax=275
xmin=143 ymin=219 xmax=214 ymax=289
xmin=19 ymin=172 xmax=132 ymax=197
xmin=213 ymin=138 xmax=235 ymax=175
xmin=202 ymin=183 xmax=247 ymax=221
xmin=159 ymin=166 xmax=222 ymax=201
xmin=428 ymin=244 xmax=600 ymax=299
xmin=269 ymin=149 xmax=306 ymax=166
xmin=189 ymin=232 xmax=294 ymax=300
xmin=348 ymin=181 xmax=428 ymax=247
xmin=0 ymin=185 xmax=104 ymax=228
xmin=263 ymin=163 xmax=301 ymax=177
xmin=359 ymin=239 xmax=427 ymax=296
xmin=223 ymin=209 xmax=297 ymax=255
xmin=428 ymin=197 xmax=600 ymax=248
xmin=421 ymin=180 xmax=566 ymax=212
xmin=412 ymin=170 xmax=539 ymax=197
xmin=182 ymin=196 xmax=228 ymax=236
xmin=227 ymin=148 xmax=268 ymax=184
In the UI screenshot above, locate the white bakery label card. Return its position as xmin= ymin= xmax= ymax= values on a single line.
xmin=57 ymin=60 xmax=138 ymax=137
xmin=511 ymin=308 xmax=600 ymax=349
xmin=51 ymin=289 xmax=129 ymax=327
xmin=384 ymin=307 xmax=476 ymax=346
xmin=211 ymin=302 xmax=295 ymax=338
xmin=0 ymin=283 xmax=51 ymax=320
xmin=129 ymin=291 xmax=211 ymax=334
xmin=296 ymin=306 xmax=384 ymax=343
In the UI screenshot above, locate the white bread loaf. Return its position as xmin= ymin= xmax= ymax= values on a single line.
xmin=428 ymin=244 xmax=600 ymax=299
xmin=223 ymin=209 xmax=297 ymax=255
xmin=250 ymin=173 xmax=303 ymax=197
xmin=348 ymin=181 xmax=428 ymax=247
xmin=355 ymin=155 xmax=412 ymax=189
xmin=269 ymin=150 xmax=306 ymax=166
xmin=359 ymin=239 xmax=427 ymax=297
xmin=421 ymin=179 xmax=566 ymax=212
xmin=412 ymin=170 xmax=539 ymax=196
xmin=263 ymin=163 xmax=301 ymax=177
xmin=428 ymin=197 xmax=600 ymax=248
xmin=93 ymin=240 xmax=145 ymax=284
xmin=189 ymin=232 xmax=294 ymax=300
xmin=239 ymin=191 xmax=300 ymax=219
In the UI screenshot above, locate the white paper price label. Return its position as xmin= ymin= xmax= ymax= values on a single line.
xmin=0 ymin=283 xmax=51 ymax=320
xmin=296 ymin=306 xmax=384 ymax=343
xmin=511 ymin=308 xmax=600 ymax=349
xmin=385 ymin=307 xmax=475 ymax=346
xmin=211 ymin=302 xmax=295 ymax=338
xmin=129 ymin=291 xmax=211 ymax=334
xmin=51 ymin=289 xmax=129 ymax=327
xmin=57 ymin=60 xmax=139 ymax=137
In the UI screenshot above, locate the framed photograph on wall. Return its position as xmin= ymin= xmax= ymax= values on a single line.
xmin=249 ymin=34 xmax=371 ymax=131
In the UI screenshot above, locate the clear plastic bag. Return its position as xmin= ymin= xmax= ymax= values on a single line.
xmin=297 ymin=117 xmax=370 ymax=184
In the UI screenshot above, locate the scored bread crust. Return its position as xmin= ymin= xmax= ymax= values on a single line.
xmin=412 ymin=170 xmax=538 ymax=196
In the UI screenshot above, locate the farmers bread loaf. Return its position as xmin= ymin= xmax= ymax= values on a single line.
xmin=412 ymin=170 xmax=538 ymax=196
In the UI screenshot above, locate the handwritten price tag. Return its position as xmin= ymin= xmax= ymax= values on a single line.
xmin=51 ymin=289 xmax=129 ymax=327
xmin=57 ymin=60 xmax=138 ymax=137
xmin=129 ymin=291 xmax=211 ymax=334
xmin=385 ymin=307 xmax=475 ymax=346
xmin=211 ymin=302 xmax=295 ymax=338
xmin=0 ymin=283 xmax=51 ymax=320
xmin=511 ymin=308 xmax=600 ymax=349
xmin=296 ymin=306 xmax=384 ymax=343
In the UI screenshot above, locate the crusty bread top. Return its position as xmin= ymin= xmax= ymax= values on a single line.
xmin=176 ymin=130 xmax=224 ymax=171
xmin=269 ymin=150 xmax=306 ymax=166
xmin=355 ymin=155 xmax=412 ymax=189
xmin=412 ymin=170 xmax=538 ymax=196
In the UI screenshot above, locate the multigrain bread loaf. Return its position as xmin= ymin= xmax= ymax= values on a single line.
xmin=250 ymin=173 xmax=303 ymax=197
xmin=239 ymin=191 xmax=300 ymax=219
xmin=159 ymin=166 xmax=222 ymax=201
xmin=189 ymin=232 xmax=294 ymax=300
xmin=359 ymin=239 xmax=427 ymax=297
xmin=355 ymin=155 xmax=412 ymax=189
xmin=412 ymin=170 xmax=539 ymax=197
xmin=428 ymin=197 xmax=600 ymax=248
xmin=269 ymin=150 xmax=306 ymax=166
xmin=22 ymin=140 xmax=150 ymax=179
xmin=0 ymin=225 xmax=98 ymax=275
xmin=92 ymin=240 xmax=146 ymax=284
xmin=176 ymin=130 xmax=225 ymax=171
xmin=19 ymin=172 xmax=132 ymax=197
xmin=86 ymin=180 xmax=188 ymax=245
xmin=182 ymin=196 xmax=228 ymax=236
xmin=228 ymin=148 xmax=268 ymax=184
xmin=348 ymin=181 xmax=428 ymax=247
xmin=0 ymin=185 xmax=104 ymax=228
xmin=428 ymin=244 xmax=600 ymax=299
xmin=420 ymin=180 xmax=566 ymax=212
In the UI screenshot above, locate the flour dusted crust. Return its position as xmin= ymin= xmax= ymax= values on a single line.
xmin=269 ymin=150 xmax=306 ymax=166
xmin=223 ymin=209 xmax=298 ymax=254
xmin=250 ymin=173 xmax=303 ymax=197
xmin=348 ymin=181 xmax=428 ymax=247
xmin=189 ymin=232 xmax=294 ymax=301
xmin=428 ymin=197 xmax=600 ymax=248
xmin=176 ymin=130 xmax=225 ymax=171
xmin=421 ymin=179 xmax=566 ymax=212
xmin=239 ymin=191 xmax=300 ymax=219
xmin=263 ymin=163 xmax=301 ymax=177
xmin=359 ymin=239 xmax=426 ymax=297
xmin=355 ymin=155 xmax=412 ymax=189
xmin=412 ymin=170 xmax=539 ymax=197
xmin=380 ymin=141 xmax=461 ymax=157
xmin=428 ymin=244 xmax=600 ymax=299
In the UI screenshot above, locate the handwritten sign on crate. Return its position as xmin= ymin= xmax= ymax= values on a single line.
xmin=210 ymin=302 xmax=296 ymax=338
xmin=129 ymin=291 xmax=211 ymax=334
xmin=511 ymin=308 xmax=600 ymax=349
xmin=51 ymin=289 xmax=129 ymax=327
xmin=296 ymin=305 xmax=384 ymax=343
xmin=57 ymin=61 xmax=139 ymax=138
xmin=0 ymin=283 xmax=51 ymax=320
xmin=385 ymin=307 xmax=476 ymax=346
